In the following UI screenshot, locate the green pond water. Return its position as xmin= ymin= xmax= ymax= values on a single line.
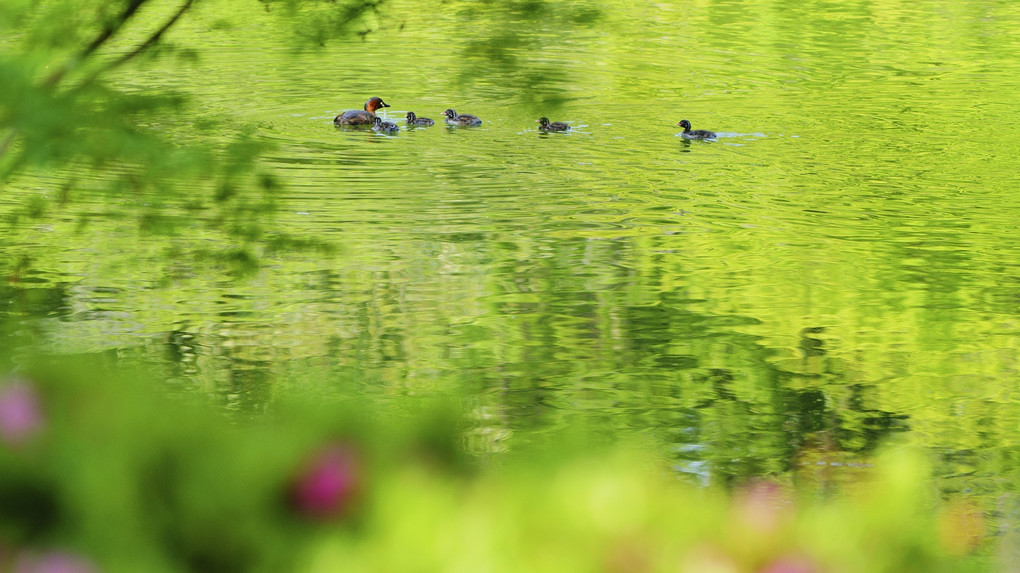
xmin=4 ymin=0 xmax=1020 ymax=498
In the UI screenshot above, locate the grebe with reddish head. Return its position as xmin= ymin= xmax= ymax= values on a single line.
xmin=335 ymin=97 xmax=390 ymax=126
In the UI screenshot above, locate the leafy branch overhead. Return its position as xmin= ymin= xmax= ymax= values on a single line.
xmin=2 ymin=0 xmax=384 ymax=167
xmin=0 ymin=0 xmax=384 ymax=255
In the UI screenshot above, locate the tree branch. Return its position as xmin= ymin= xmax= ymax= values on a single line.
xmin=43 ymin=0 xmax=150 ymax=87
xmin=2 ymin=0 xmax=197 ymax=168
xmin=85 ymin=0 xmax=197 ymax=84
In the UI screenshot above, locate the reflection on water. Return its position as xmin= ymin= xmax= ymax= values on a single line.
xmin=4 ymin=0 xmax=1020 ymax=502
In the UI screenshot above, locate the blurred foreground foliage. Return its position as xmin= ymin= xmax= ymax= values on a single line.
xmin=0 ymin=359 xmax=991 ymax=572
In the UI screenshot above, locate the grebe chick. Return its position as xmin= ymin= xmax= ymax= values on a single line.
xmin=406 ymin=112 xmax=435 ymax=127
xmin=372 ymin=117 xmax=399 ymax=133
xmin=677 ymin=119 xmax=716 ymax=140
xmin=443 ymin=109 xmax=482 ymax=126
xmin=537 ymin=117 xmax=569 ymax=132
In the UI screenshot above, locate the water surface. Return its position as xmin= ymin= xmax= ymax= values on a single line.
xmin=4 ymin=0 xmax=1020 ymax=503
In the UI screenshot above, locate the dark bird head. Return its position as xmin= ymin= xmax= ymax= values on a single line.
xmin=365 ymin=97 xmax=390 ymax=112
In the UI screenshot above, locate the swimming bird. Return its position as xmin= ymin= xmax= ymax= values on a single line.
xmin=372 ymin=117 xmax=399 ymax=133
xmin=406 ymin=112 xmax=435 ymax=127
xmin=334 ymin=97 xmax=390 ymax=126
xmin=537 ymin=117 xmax=569 ymax=132
xmin=443 ymin=109 xmax=482 ymax=126
xmin=677 ymin=119 xmax=716 ymax=140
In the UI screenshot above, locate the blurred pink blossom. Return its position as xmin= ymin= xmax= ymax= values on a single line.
xmin=734 ymin=480 xmax=790 ymax=534
xmin=13 ymin=550 xmax=97 ymax=573
xmin=0 ymin=379 xmax=45 ymax=447
xmin=290 ymin=443 xmax=361 ymax=519
xmin=759 ymin=555 xmax=819 ymax=573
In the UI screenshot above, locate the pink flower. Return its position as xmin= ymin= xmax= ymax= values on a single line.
xmin=290 ymin=444 xmax=361 ymax=519
xmin=13 ymin=550 xmax=97 ymax=573
xmin=759 ymin=556 xmax=819 ymax=573
xmin=0 ymin=379 xmax=45 ymax=447
xmin=734 ymin=480 xmax=790 ymax=535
